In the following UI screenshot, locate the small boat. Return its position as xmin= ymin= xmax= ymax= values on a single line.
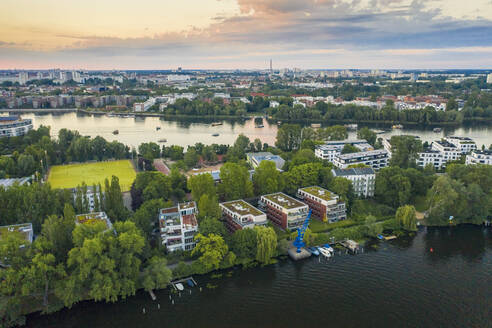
xmin=156 ymin=126 xmax=161 ymax=130
xmin=322 ymin=244 xmax=334 ymax=253
xmin=309 ymin=247 xmax=320 ymax=256
xmin=107 ymin=113 xmax=117 ymax=117
xmin=255 ymin=124 xmax=264 ymax=128
xmin=212 ymin=133 xmax=219 ymax=137
xmin=112 ymin=130 xmax=119 ymax=135
xmin=392 ymin=124 xmax=403 ymax=129
xmin=175 ymin=283 xmax=184 ymax=291
xmin=433 ymin=127 xmax=442 ymax=133
xmin=377 ymin=234 xmax=384 ymax=240
xmin=187 ymin=279 xmax=194 ymax=287
xmin=311 ymin=123 xmax=321 ymax=128
xmin=211 ymin=122 xmax=223 ymax=126
xmin=318 ymin=247 xmax=333 ymax=258
xmin=158 ymin=138 xmax=167 ymax=143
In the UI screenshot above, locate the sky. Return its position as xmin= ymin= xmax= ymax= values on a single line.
xmin=0 ymin=0 xmax=492 ymax=69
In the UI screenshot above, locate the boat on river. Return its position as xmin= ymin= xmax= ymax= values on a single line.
xmin=212 ymin=133 xmax=219 ymax=137
xmin=211 ymin=122 xmax=223 ymax=126
xmin=308 ymin=247 xmax=320 ymax=256
xmin=158 ymin=138 xmax=167 ymax=143
xmin=433 ymin=127 xmax=442 ymax=133
xmin=318 ymin=247 xmax=333 ymax=258
xmin=156 ymin=126 xmax=161 ymax=130
xmin=392 ymin=124 xmax=403 ymax=129
xmin=112 ymin=130 xmax=119 ymax=135
xmin=311 ymin=123 xmax=321 ymax=128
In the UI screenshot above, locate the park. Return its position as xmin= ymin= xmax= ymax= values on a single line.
xmin=47 ymin=160 xmax=136 ymax=191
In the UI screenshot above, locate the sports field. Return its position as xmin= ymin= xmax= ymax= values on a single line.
xmin=48 ymin=160 xmax=136 ymax=192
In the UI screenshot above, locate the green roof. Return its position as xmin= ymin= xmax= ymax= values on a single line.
xmin=263 ymin=193 xmax=306 ymax=209
xmin=300 ymin=186 xmax=335 ymax=201
xmin=221 ymin=200 xmax=263 ymax=216
xmin=0 ymin=223 xmax=33 ymax=242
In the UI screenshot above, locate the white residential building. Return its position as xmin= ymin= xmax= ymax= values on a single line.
xmin=18 ymin=72 xmax=29 ymax=85
xmin=167 ymin=75 xmax=190 ymax=82
xmin=417 ymin=149 xmax=445 ymax=169
xmin=333 ymin=149 xmax=389 ymax=170
xmin=269 ymin=100 xmax=280 ymax=108
xmin=444 ymin=136 xmax=477 ymax=154
xmin=133 ymin=97 xmax=156 ymax=112
xmin=466 ymin=150 xmax=492 ymax=165
xmin=0 ymin=116 xmax=33 ymax=137
xmin=331 ymin=167 xmax=376 ymax=197
xmin=431 ymin=140 xmax=461 ymax=162
xmin=416 ymin=140 xmax=462 ymax=169
xmin=315 ymin=140 xmax=373 ymax=162
xmin=487 ymin=73 xmax=492 ymax=84
xmin=159 ymin=202 xmax=198 ymax=252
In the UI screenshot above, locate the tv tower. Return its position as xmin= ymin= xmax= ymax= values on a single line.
xmin=269 ymin=59 xmax=273 ymax=73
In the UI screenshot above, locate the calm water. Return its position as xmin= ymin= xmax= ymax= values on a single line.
xmin=20 ymin=112 xmax=492 ymax=148
xmin=27 ymin=226 xmax=492 ymax=328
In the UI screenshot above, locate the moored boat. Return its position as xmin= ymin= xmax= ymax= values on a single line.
xmin=112 ymin=130 xmax=119 ymax=135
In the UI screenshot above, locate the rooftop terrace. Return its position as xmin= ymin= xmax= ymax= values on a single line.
xmin=263 ymin=192 xmax=306 ymax=209
xmin=221 ymin=200 xmax=264 ymax=216
xmin=0 ymin=223 xmax=33 ymax=243
xmin=300 ymin=186 xmax=335 ymax=202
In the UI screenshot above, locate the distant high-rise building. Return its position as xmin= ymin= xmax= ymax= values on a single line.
xmin=487 ymin=73 xmax=492 ymax=84
xmin=269 ymin=59 xmax=272 ymax=73
xmin=18 ymin=72 xmax=28 ymax=85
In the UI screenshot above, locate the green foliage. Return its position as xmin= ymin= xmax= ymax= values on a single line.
xmin=41 ymin=207 xmax=75 ymax=263
xmin=252 ymin=160 xmax=282 ymax=196
xmin=187 ymin=173 xmax=217 ymax=201
xmin=375 ymin=167 xmax=412 ymax=208
xmin=395 ymin=205 xmax=417 ymax=231
xmin=141 ymin=256 xmax=172 ymax=292
xmin=184 ymin=148 xmax=200 ymax=168
xmin=330 ymin=177 xmax=355 ymax=210
xmin=341 ymin=144 xmax=360 ymax=154
xmin=192 ymin=233 xmax=235 ymax=272
xmin=275 ymin=124 xmax=302 ymax=151
xmin=254 ymin=226 xmax=277 ymax=264
xmin=357 ymin=127 xmax=377 ymax=146
xmin=389 ymin=135 xmax=423 ymax=168
xmin=104 ymin=176 xmax=128 ymax=221
xmin=138 ymin=142 xmax=161 ymax=161
xmin=198 ymin=217 xmax=228 ymax=238
xmin=131 ymin=199 xmax=170 ymax=240
xmin=197 ymin=194 xmax=221 ymax=219
xmin=219 ymin=162 xmax=253 ymax=200
xmin=230 ymin=228 xmax=258 ymax=261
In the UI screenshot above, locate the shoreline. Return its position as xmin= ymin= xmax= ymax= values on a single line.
xmin=4 ymin=107 xmax=492 ymax=126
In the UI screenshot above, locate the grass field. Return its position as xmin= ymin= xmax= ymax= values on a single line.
xmin=48 ymin=160 xmax=136 ymax=192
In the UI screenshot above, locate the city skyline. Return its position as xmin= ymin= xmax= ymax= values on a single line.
xmin=1 ymin=0 xmax=492 ymax=69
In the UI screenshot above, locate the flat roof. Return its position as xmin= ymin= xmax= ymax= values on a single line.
xmin=300 ymin=186 xmax=335 ymax=201
xmin=262 ymin=192 xmax=306 ymax=209
xmin=0 ymin=223 xmax=33 ymax=242
xmin=332 ymin=167 xmax=375 ymax=176
xmin=337 ymin=149 xmax=388 ymax=160
xmin=0 ymin=177 xmax=31 ymax=188
xmin=75 ymin=212 xmax=112 ymax=229
xmin=179 ymin=202 xmax=196 ymax=210
xmin=221 ymin=200 xmax=264 ymax=216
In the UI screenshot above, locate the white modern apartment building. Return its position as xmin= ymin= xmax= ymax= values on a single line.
xmin=416 ymin=140 xmax=462 ymax=169
xmin=0 ymin=116 xmax=33 ymax=137
xmin=431 ymin=140 xmax=461 ymax=162
xmin=315 ymin=140 xmax=373 ymax=162
xmin=220 ymin=200 xmax=267 ymax=232
xmin=159 ymin=202 xmax=198 ymax=252
xmin=332 ymin=167 xmax=376 ymax=197
xmin=333 ymin=149 xmax=389 ymax=170
xmin=466 ymin=150 xmax=492 ymax=165
xmin=417 ymin=149 xmax=445 ymax=169
xmin=133 ymin=97 xmax=156 ymax=112
xmin=444 ymin=136 xmax=477 ymax=155
xmin=487 ymin=73 xmax=492 ymax=84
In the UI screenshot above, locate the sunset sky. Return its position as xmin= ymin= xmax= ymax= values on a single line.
xmin=1 ymin=0 xmax=491 ymax=69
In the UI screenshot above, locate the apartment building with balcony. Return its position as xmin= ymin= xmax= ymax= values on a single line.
xmin=315 ymin=139 xmax=373 ymax=162
xmin=220 ymin=200 xmax=267 ymax=232
xmin=333 ymin=149 xmax=389 ymax=170
xmin=297 ymin=186 xmax=346 ymax=223
xmin=159 ymin=202 xmax=198 ymax=252
xmin=466 ymin=150 xmax=492 ymax=165
xmin=259 ymin=192 xmax=308 ymax=231
xmin=332 ymin=167 xmax=376 ymax=197
xmin=444 ymin=136 xmax=477 ymax=155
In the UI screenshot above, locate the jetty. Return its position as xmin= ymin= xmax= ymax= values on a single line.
xmin=171 ymin=277 xmax=198 ymax=290
xmin=288 ymin=247 xmax=311 ymax=260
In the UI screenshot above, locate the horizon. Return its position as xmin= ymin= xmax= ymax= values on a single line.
xmin=1 ymin=0 xmax=492 ymax=70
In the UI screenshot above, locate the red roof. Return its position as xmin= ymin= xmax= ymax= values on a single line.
xmin=251 ymin=92 xmax=268 ymax=97
xmin=182 ymin=214 xmax=198 ymax=227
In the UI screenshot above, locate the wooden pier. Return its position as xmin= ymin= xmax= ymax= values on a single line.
xmin=338 ymin=239 xmax=360 ymax=253
xmin=171 ymin=276 xmax=198 ymax=290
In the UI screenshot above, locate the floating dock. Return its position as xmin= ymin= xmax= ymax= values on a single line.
xmin=288 ymin=247 xmax=311 ymax=261
xmin=171 ymin=277 xmax=198 ymax=290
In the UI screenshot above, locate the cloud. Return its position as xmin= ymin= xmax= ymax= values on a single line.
xmin=0 ymin=0 xmax=491 ymax=68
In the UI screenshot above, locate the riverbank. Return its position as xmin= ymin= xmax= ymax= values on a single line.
xmin=25 ymin=224 xmax=492 ymax=328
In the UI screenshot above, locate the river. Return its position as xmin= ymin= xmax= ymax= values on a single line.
xmin=26 ymin=225 xmax=492 ymax=328
xmin=19 ymin=112 xmax=492 ymax=148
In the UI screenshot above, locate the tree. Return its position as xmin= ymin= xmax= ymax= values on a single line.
xmin=141 ymin=256 xmax=172 ymax=292
xmin=252 ymin=160 xmax=282 ymax=195
xmin=184 ymin=148 xmax=199 ymax=168
xmin=426 ymin=175 xmax=465 ymax=226
xmin=230 ymin=228 xmax=258 ymax=261
xmin=255 ymin=226 xmax=277 ymax=264
xmin=357 ymin=127 xmax=377 ymax=146
xmin=389 ymin=135 xmax=423 ymax=168
xmin=275 ymin=124 xmax=302 ymax=151
xmin=104 ymin=176 xmax=128 ymax=221
xmin=395 ymin=205 xmax=417 ymax=231
xmin=187 ymin=173 xmax=216 ymax=201
xmin=197 ymin=194 xmax=221 ymax=219
xmin=364 ymin=215 xmax=383 ymax=237
xmin=219 ymin=162 xmax=253 ymax=200
xmin=192 ymin=233 xmax=232 ymax=272
xmin=197 ymin=217 xmax=227 ymax=238
xmin=289 ymin=149 xmax=316 ymax=168
xmin=375 ymin=167 xmax=412 ymax=208
xmin=330 ymin=177 xmax=355 ymax=210
xmin=17 ymin=154 xmax=37 ymax=176
xmin=41 ymin=206 xmax=75 ymax=263
xmin=131 ymin=199 xmax=169 ymax=240
xmin=138 ymin=142 xmax=161 ymax=161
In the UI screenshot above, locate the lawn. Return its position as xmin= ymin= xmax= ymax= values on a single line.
xmin=48 ymin=160 xmax=136 ymax=192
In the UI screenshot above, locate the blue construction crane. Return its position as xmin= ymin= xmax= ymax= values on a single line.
xmin=293 ymin=209 xmax=312 ymax=253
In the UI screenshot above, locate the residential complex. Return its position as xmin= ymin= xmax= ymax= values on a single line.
xmin=466 ymin=150 xmax=492 ymax=165
xmin=75 ymin=212 xmax=113 ymax=231
xmin=297 ymin=186 xmax=346 ymax=223
xmin=333 ymin=149 xmax=389 ymax=170
xmin=417 ymin=140 xmax=462 ymax=169
xmin=133 ymin=97 xmax=156 ymax=112
xmin=332 ymin=167 xmax=376 ymax=197
xmin=0 ymin=116 xmax=33 ymax=137
xmin=259 ymin=192 xmax=309 ymax=230
xmin=444 ymin=136 xmax=477 ymax=155
xmin=219 ymin=200 xmax=267 ymax=232
xmin=0 ymin=223 xmax=34 ymax=244
xmin=159 ymin=202 xmax=199 ymax=252
xmin=247 ymin=152 xmax=285 ymax=171
xmin=315 ymin=140 xmax=373 ymax=162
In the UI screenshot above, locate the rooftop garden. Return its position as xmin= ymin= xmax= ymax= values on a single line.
xmin=263 ymin=193 xmax=305 ymax=209
xmin=301 ymin=186 xmax=334 ymax=201
xmin=222 ymin=200 xmax=264 ymax=216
